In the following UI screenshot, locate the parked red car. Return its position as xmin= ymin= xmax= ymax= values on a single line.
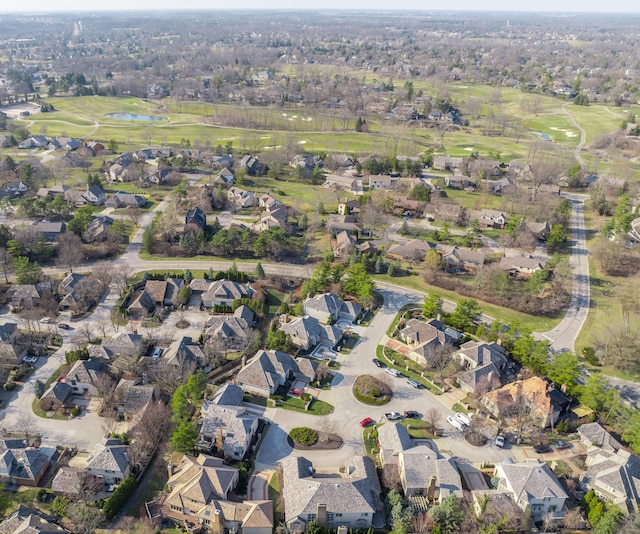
xmin=359 ymin=417 xmax=374 ymax=427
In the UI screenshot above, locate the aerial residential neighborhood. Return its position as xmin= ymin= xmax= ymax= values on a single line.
xmin=0 ymin=6 xmax=640 ymax=534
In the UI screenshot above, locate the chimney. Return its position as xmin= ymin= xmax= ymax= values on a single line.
xmin=427 ymin=475 xmax=437 ymax=501
xmin=167 ymin=462 xmax=174 ymax=478
xmin=317 ymin=504 xmax=327 ymax=527
xmin=216 ymin=427 xmax=225 ymax=451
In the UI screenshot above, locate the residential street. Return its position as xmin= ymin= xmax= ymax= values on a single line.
xmin=255 ymin=289 xmax=515 ymax=471
xmin=536 ymin=192 xmax=591 ymax=353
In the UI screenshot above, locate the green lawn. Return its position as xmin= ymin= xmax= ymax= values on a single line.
xmin=276 ymin=396 xmax=334 ymax=415
xmin=0 ymin=489 xmax=52 ymax=518
xmin=398 ymin=419 xmax=437 ymax=439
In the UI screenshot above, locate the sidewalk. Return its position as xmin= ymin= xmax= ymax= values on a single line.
xmin=248 ymin=470 xmax=274 ymax=500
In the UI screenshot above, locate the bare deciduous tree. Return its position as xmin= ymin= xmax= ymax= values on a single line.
xmin=424 ymin=407 xmax=442 ymax=432
xmin=56 ymin=232 xmax=85 ymax=273
xmin=15 ymin=413 xmax=35 ymax=439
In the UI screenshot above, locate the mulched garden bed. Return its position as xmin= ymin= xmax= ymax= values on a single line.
xmin=464 ymin=430 xmax=488 ymax=447
xmin=288 ymin=431 xmax=343 ymax=450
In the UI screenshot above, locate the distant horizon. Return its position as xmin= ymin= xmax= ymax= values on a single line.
xmin=0 ymin=2 xmax=639 ymax=15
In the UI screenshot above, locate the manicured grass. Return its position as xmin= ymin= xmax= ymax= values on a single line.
xmin=268 ymin=471 xmax=282 ymax=523
xmin=0 ymin=489 xmax=53 ymax=518
xmin=243 ymin=393 xmax=268 ymax=407
xmin=374 ymin=273 xmax=562 ymax=332
xmin=276 ymin=396 xmax=334 ymax=415
xmin=398 ymin=419 xmax=437 ymax=440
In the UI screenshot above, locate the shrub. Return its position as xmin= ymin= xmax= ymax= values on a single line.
xmin=52 ymin=496 xmax=69 ymax=516
xmin=556 ymin=419 xmax=569 ymax=433
xmin=289 ymin=427 xmax=318 ymax=446
xmin=5 ymin=381 xmax=16 ymax=391
xmin=39 ymin=399 xmax=53 ymax=411
xmin=70 ymin=407 xmax=81 ymax=417
xmin=102 ymin=475 xmax=137 ymax=520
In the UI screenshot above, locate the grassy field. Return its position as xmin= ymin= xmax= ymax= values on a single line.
xmin=4 ymin=88 xmax=637 ymax=183
xmin=374 ymin=273 xmax=563 ymax=332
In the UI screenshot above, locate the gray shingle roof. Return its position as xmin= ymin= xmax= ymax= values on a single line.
xmin=378 ymin=423 xmax=413 ymax=465
xmin=400 ymin=446 xmax=462 ymax=499
xmin=497 ymin=459 xmax=567 ymax=503
xmin=283 ymin=455 xmax=381 ymax=522
xmin=86 ymin=438 xmax=130 ymax=475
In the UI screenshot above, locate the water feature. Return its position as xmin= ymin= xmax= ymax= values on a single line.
xmin=106 ymin=113 xmax=167 ymax=122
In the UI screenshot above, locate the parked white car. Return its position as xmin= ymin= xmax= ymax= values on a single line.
xmin=495 ymin=435 xmax=505 ymax=448
xmin=454 ymin=412 xmax=472 ymax=427
xmin=446 ymin=415 xmax=465 ymax=432
xmin=384 ymin=367 xmax=401 ymax=377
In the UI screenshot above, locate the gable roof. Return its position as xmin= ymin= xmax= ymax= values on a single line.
xmin=236 ymin=350 xmax=298 ymax=392
xmin=583 ymin=448 xmax=640 ymax=513
xmin=279 ymin=315 xmax=342 ymax=346
xmin=283 ymin=455 xmax=381 ymax=521
xmin=400 ymin=446 xmax=463 ymax=499
xmin=86 ymin=438 xmax=130 ymax=474
xmin=166 ymin=454 xmax=239 ymax=506
xmin=65 ymin=359 xmax=105 ymax=386
xmin=578 ymin=422 xmax=622 ymax=452
xmin=497 ymin=459 xmax=567 ymax=502
xmin=0 ymin=504 xmax=69 ymax=534
xmin=378 ymin=423 xmax=413 ymax=464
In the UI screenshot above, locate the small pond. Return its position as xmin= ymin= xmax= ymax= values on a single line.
xmin=106 ymin=113 xmax=167 ymax=122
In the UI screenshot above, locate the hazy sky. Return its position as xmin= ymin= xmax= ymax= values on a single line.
xmin=0 ymin=1 xmax=638 ymax=14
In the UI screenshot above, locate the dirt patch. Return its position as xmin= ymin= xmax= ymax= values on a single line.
xmin=176 ymin=320 xmax=191 ymax=329
xmin=288 ymin=431 xmax=343 ymax=450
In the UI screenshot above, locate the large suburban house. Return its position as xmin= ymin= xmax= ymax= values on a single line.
xmin=467 ymin=209 xmax=507 ymax=229
xmin=104 ymin=191 xmax=145 ymax=209
xmin=97 ymin=333 xmax=144 ymax=359
xmin=279 ymin=315 xmax=343 ymax=351
xmin=85 ymin=437 xmax=131 ymax=487
xmin=481 ymin=376 xmax=569 ymax=429
xmin=282 ymin=455 xmax=383 ymax=533
xmin=0 ymin=439 xmax=51 ymax=487
xmin=399 ymin=446 xmax=463 ymax=502
xmin=196 ymin=384 xmax=259 ymax=460
xmin=160 ymin=453 xmax=273 ymax=534
xmin=5 ymin=282 xmax=51 ymax=311
xmin=438 ymin=245 xmax=486 ymax=274
xmin=303 ymin=293 xmax=362 ymax=324
xmin=386 ymin=239 xmax=435 ymax=262
xmin=454 ymin=341 xmax=512 ymax=394
xmin=323 ymin=174 xmax=359 ymax=194
xmin=577 ymin=422 xmax=622 ymax=452
xmin=235 ymin=350 xmax=317 ymax=397
xmin=204 ymin=305 xmax=255 ymax=350
xmin=494 ymin=459 xmax=567 ymax=523
xmin=227 ymin=187 xmax=256 ymax=208
xmin=0 ymin=322 xmax=26 ymax=367
xmin=398 ymin=318 xmax=452 ymax=367
xmin=499 ymin=256 xmax=547 ymax=276
xmin=581 ymin=447 xmax=640 ymax=514
xmin=200 ymin=279 xmax=254 ymax=308
xmin=376 ymin=423 xmax=462 ymax=503
xmin=0 ymin=505 xmax=70 ymax=534
xmin=61 ymin=359 xmax=105 ymax=397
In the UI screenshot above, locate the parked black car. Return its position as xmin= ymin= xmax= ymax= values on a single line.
xmin=404 ymin=410 xmax=419 ymax=418
xmin=372 ymin=358 xmax=385 ymax=368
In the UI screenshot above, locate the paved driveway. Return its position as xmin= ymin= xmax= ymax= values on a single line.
xmin=256 ymin=289 xmax=516 ymax=470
